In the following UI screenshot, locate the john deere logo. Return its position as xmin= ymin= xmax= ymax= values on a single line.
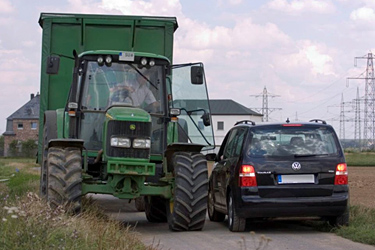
xmin=130 ymin=124 xmax=136 ymax=130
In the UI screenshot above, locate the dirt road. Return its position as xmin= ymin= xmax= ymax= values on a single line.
xmin=92 ymin=194 xmax=374 ymax=250
xmin=91 ymin=166 xmax=375 ymax=250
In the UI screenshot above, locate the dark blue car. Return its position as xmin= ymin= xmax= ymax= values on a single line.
xmin=208 ymin=120 xmax=349 ymax=232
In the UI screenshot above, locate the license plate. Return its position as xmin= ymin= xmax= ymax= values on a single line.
xmin=278 ymin=174 xmax=314 ymax=184
xmin=119 ymin=51 xmax=135 ymax=61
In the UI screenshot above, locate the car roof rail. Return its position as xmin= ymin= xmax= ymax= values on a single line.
xmin=235 ymin=120 xmax=256 ymax=126
xmin=309 ymin=119 xmax=327 ymax=124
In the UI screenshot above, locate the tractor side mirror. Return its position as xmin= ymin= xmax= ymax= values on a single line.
xmin=46 ymin=55 xmax=60 ymax=75
xmin=201 ymin=113 xmax=211 ymax=126
xmin=191 ymin=66 xmax=203 ymax=85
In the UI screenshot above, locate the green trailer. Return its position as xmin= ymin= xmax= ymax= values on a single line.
xmin=38 ymin=13 xmax=215 ymax=231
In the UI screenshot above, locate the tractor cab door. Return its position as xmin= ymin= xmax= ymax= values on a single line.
xmin=171 ymin=63 xmax=215 ymax=150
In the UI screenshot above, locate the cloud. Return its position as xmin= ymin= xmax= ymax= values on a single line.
xmin=350 ymin=6 xmax=375 ymax=21
xmin=0 ymin=0 xmax=14 ymax=13
xmin=267 ymin=0 xmax=335 ymax=14
xmin=100 ymin=0 xmax=182 ymax=16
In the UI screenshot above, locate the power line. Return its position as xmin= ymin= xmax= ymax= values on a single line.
xmin=250 ymin=86 xmax=282 ymax=122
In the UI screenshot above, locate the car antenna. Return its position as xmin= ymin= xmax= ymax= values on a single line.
xmin=286 ymin=118 xmax=290 ymax=123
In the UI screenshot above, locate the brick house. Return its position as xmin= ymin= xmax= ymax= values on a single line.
xmin=3 ymin=93 xmax=40 ymax=156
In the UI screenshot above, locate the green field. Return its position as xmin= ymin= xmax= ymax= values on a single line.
xmin=345 ymin=152 xmax=375 ymax=166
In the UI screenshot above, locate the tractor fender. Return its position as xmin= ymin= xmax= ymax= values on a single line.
xmin=48 ymin=139 xmax=84 ymax=149
xmin=164 ymin=143 xmax=204 ymax=172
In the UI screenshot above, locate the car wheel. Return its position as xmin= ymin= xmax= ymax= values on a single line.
xmin=227 ymin=192 xmax=246 ymax=232
xmin=328 ymin=206 xmax=349 ymax=227
xmin=208 ymin=185 xmax=225 ymax=222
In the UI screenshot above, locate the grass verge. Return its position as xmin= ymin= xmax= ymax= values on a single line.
xmin=0 ymin=158 xmax=155 ymax=250
xmin=345 ymin=152 xmax=375 ymax=166
xmin=307 ymin=205 xmax=375 ymax=246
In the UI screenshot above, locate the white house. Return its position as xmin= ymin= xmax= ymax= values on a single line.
xmin=209 ymin=99 xmax=263 ymax=149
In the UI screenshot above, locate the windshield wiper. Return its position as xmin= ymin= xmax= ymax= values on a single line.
xmin=129 ymin=65 xmax=158 ymax=90
xmin=294 ymin=154 xmax=329 ymax=158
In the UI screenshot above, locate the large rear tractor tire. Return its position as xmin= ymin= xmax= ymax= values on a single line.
xmin=167 ymin=152 xmax=208 ymax=231
xmin=47 ymin=147 xmax=82 ymax=213
xmin=145 ymin=196 xmax=167 ymax=222
xmin=40 ymin=111 xmax=57 ymax=199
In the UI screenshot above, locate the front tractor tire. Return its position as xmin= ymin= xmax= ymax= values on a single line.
xmin=47 ymin=147 xmax=82 ymax=213
xmin=167 ymin=152 xmax=208 ymax=231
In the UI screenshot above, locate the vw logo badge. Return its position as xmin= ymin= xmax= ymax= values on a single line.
xmin=292 ymin=162 xmax=301 ymax=171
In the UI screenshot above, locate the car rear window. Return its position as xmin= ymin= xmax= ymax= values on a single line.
xmin=247 ymin=125 xmax=340 ymax=157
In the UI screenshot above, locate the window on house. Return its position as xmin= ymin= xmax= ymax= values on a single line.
xmin=17 ymin=123 xmax=23 ymax=130
xmin=217 ymin=121 xmax=224 ymax=130
xmin=31 ymin=122 xmax=37 ymax=130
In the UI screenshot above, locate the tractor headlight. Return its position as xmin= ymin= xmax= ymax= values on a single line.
xmin=133 ymin=139 xmax=151 ymax=149
xmin=111 ymin=137 xmax=131 ymax=148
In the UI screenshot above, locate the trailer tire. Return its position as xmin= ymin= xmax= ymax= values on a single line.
xmin=40 ymin=111 xmax=57 ymax=199
xmin=167 ymin=152 xmax=208 ymax=231
xmin=135 ymin=197 xmax=145 ymax=212
xmin=145 ymin=196 xmax=167 ymax=222
xmin=47 ymin=147 xmax=82 ymax=213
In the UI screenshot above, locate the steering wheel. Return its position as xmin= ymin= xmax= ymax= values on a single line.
xmin=111 ymin=88 xmax=133 ymax=106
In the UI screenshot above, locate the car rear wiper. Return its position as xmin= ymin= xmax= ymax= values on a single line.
xmin=294 ymin=154 xmax=329 ymax=158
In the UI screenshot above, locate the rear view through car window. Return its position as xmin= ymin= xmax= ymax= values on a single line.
xmin=247 ymin=125 xmax=339 ymax=157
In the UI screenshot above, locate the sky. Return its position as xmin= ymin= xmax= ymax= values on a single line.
xmin=1 ymin=0 xmax=375 ymax=139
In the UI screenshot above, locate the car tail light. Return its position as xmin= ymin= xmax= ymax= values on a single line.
xmin=334 ymin=163 xmax=348 ymax=185
xmin=239 ymin=165 xmax=257 ymax=187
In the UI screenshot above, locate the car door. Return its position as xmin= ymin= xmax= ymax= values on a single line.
xmin=214 ymin=129 xmax=240 ymax=206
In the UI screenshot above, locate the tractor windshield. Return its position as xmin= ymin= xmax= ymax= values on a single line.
xmin=172 ymin=63 xmax=215 ymax=150
xmin=80 ymin=61 xmax=163 ymax=113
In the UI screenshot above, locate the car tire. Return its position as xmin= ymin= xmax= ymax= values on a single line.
xmin=227 ymin=192 xmax=246 ymax=232
xmin=47 ymin=146 xmax=82 ymax=213
xmin=208 ymin=184 xmax=225 ymax=222
xmin=167 ymin=152 xmax=208 ymax=231
xmin=328 ymin=206 xmax=349 ymax=227
xmin=145 ymin=196 xmax=167 ymax=222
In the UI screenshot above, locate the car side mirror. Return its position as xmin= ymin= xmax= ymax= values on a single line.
xmin=191 ymin=66 xmax=203 ymax=85
xmin=46 ymin=55 xmax=60 ymax=75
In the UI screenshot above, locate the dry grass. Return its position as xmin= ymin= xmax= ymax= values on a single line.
xmin=0 ymin=158 xmax=158 ymax=250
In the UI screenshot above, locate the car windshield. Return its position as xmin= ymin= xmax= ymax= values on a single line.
xmin=247 ymin=125 xmax=340 ymax=157
xmin=80 ymin=61 xmax=163 ymax=113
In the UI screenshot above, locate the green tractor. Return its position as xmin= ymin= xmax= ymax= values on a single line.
xmin=39 ymin=50 xmax=215 ymax=231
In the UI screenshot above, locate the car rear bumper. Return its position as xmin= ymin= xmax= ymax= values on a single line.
xmin=236 ymin=193 xmax=349 ymax=218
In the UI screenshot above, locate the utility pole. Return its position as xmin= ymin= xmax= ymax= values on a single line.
xmin=354 ymin=87 xmax=361 ymax=146
xmin=250 ymin=86 xmax=282 ymax=122
xmin=347 ymin=53 xmax=375 ymax=148
xmin=340 ymin=94 xmax=345 ymax=140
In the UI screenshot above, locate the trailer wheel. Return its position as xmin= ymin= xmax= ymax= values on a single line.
xmin=47 ymin=147 xmax=82 ymax=213
xmin=167 ymin=152 xmax=208 ymax=231
xmin=40 ymin=111 xmax=57 ymax=199
xmin=145 ymin=196 xmax=167 ymax=222
xmin=135 ymin=197 xmax=145 ymax=212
